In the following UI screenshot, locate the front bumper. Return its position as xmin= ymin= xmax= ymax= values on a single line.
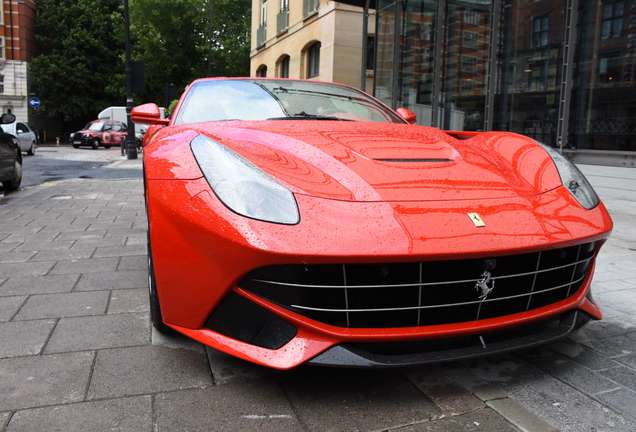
xmin=309 ymin=310 xmax=589 ymax=367
xmin=147 ymin=178 xmax=612 ymax=369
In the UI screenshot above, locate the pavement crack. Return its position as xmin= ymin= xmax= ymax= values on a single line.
xmin=83 ymin=350 xmax=98 ymax=401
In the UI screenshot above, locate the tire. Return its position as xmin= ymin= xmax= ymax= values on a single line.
xmin=72 ymin=145 xmax=79 ymax=149
xmin=104 ymin=145 xmax=111 ymax=149
xmin=92 ymin=139 xmax=99 ymax=150
xmin=147 ymin=239 xmax=173 ymax=334
xmin=27 ymin=142 xmax=36 ymax=156
xmin=2 ymin=157 xmax=22 ymax=192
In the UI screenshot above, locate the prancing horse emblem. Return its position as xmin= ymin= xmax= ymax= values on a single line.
xmin=475 ymin=270 xmax=495 ymax=301
xmin=468 ymin=212 xmax=486 ymax=227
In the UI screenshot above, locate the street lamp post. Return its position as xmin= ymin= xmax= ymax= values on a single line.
xmin=123 ymin=0 xmax=137 ymax=160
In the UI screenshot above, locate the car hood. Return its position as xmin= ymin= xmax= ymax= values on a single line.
xmin=164 ymin=121 xmax=562 ymax=202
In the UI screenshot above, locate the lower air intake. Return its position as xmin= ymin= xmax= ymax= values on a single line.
xmin=205 ymin=292 xmax=297 ymax=349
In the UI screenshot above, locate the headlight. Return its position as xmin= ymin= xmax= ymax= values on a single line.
xmin=541 ymin=143 xmax=599 ymax=209
xmin=191 ymin=134 xmax=299 ymax=224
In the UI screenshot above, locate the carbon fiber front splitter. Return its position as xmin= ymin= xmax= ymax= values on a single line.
xmin=308 ymin=311 xmax=589 ymax=368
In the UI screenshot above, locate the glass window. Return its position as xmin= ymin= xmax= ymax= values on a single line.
xmin=385 ymin=0 xmax=438 ymax=125
xmin=569 ymin=2 xmax=635 ymax=151
xmin=366 ymin=35 xmax=375 ymax=71
xmin=88 ymin=121 xmax=105 ymax=132
xmin=464 ymin=10 xmax=481 ymax=26
xmin=374 ymin=0 xmax=399 ymax=107
xmin=462 ymin=55 xmax=477 ymax=73
xmin=277 ymin=55 xmax=290 ymax=78
xmin=16 ymin=123 xmax=28 ymax=133
xmin=280 ymin=0 xmax=289 ymax=10
xmin=175 ymin=80 xmax=403 ymax=124
xmin=256 ymin=64 xmax=267 ymax=77
xmin=442 ymin=1 xmax=491 ymax=131
xmin=601 ymin=1 xmax=624 ymax=39
xmin=494 ymin=2 xmax=563 ymax=145
xmin=463 ymin=31 xmax=478 ymax=49
xmin=0 ymin=74 xmax=4 ymax=93
xmin=306 ymin=42 xmax=320 ymax=78
xmin=532 ymin=15 xmax=549 ymax=48
xmin=260 ymin=0 xmax=268 ymax=26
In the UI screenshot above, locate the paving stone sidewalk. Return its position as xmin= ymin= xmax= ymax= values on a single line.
xmin=0 ymin=163 xmax=635 ymax=431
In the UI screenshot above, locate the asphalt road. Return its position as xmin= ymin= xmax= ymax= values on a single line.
xmin=10 ymin=146 xmax=142 ymax=191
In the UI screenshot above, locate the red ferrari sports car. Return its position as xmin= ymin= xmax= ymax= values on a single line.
xmin=133 ymin=78 xmax=612 ymax=369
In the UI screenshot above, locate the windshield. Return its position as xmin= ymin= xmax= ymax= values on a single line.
xmin=87 ymin=121 xmax=105 ymax=131
xmin=175 ymin=80 xmax=403 ymax=124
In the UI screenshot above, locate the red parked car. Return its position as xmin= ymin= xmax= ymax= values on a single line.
xmin=133 ymin=78 xmax=612 ymax=370
xmin=70 ymin=120 xmax=127 ymax=149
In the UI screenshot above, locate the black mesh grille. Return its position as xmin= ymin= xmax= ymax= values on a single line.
xmin=240 ymin=242 xmax=597 ymax=329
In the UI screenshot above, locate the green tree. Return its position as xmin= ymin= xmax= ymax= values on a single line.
xmin=30 ymin=0 xmax=125 ymax=125
xmin=197 ymin=0 xmax=251 ymax=78
xmin=129 ymin=0 xmax=251 ymax=104
xmin=127 ymin=0 xmax=203 ymax=104
xmin=30 ymin=0 xmax=251 ymax=133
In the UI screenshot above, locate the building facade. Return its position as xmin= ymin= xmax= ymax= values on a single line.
xmin=252 ymin=0 xmax=636 ymax=164
xmin=367 ymin=0 xmax=636 ymax=164
xmin=250 ymin=0 xmax=375 ymax=90
xmin=0 ymin=0 xmax=36 ymax=123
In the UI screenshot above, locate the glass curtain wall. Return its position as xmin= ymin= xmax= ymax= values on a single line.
xmin=375 ymin=0 xmax=399 ymax=106
xmin=374 ymin=0 xmax=636 ymax=153
xmin=494 ymin=0 xmax=565 ymax=145
xmin=442 ymin=0 xmax=492 ymax=131
xmin=569 ymin=0 xmax=636 ymax=151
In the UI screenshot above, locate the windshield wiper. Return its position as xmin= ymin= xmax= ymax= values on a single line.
xmin=267 ymin=112 xmax=354 ymax=121
xmin=271 ymin=86 xmax=369 ymax=103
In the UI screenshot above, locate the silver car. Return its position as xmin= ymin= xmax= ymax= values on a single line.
xmin=0 ymin=121 xmax=37 ymax=156
xmin=15 ymin=122 xmax=37 ymax=155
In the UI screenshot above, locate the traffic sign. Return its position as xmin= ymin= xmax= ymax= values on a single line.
xmin=29 ymin=96 xmax=41 ymax=110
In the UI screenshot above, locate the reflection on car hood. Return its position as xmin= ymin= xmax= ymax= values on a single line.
xmin=189 ymin=121 xmax=562 ymax=202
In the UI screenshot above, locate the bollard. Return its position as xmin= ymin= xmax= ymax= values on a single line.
xmin=56 ymin=137 xmax=60 ymax=146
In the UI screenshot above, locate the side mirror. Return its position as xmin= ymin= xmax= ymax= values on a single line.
xmin=396 ymin=107 xmax=417 ymax=124
xmin=0 ymin=113 xmax=16 ymax=124
xmin=131 ymin=103 xmax=170 ymax=126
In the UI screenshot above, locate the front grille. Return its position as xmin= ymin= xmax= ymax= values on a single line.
xmin=240 ymin=242 xmax=597 ymax=329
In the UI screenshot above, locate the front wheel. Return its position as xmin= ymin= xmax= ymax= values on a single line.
xmin=72 ymin=144 xmax=79 ymax=149
xmin=148 ymin=241 xmax=173 ymax=334
xmin=27 ymin=142 xmax=36 ymax=156
xmin=2 ymin=158 xmax=22 ymax=192
xmin=104 ymin=145 xmax=111 ymax=149
xmin=92 ymin=139 xmax=99 ymax=150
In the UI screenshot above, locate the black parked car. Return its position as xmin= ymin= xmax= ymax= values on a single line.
xmin=0 ymin=113 xmax=22 ymax=193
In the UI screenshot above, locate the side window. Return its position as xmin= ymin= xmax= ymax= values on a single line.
xmin=16 ymin=123 xmax=28 ymax=133
xmin=112 ymin=123 xmax=122 ymax=132
xmin=103 ymin=123 xmax=113 ymax=131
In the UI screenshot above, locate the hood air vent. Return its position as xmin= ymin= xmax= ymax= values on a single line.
xmin=374 ymin=158 xmax=453 ymax=163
